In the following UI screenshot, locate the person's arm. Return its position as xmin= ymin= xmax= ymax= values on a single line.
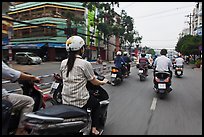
xmin=90 ymin=77 xmax=108 ymax=86
xmin=19 ymin=73 xmax=40 ymax=82
xmin=84 ymin=61 xmax=108 ymax=86
xmin=2 ymin=61 xmax=40 ymax=82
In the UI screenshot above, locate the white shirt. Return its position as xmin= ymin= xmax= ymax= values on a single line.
xmin=2 ymin=61 xmax=21 ymax=96
xmin=153 ymin=55 xmax=172 ymax=71
xmin=60 ymin=55 xmax=95 ymax=108
xmin=175 ymin=57 xmax=184 ymax=66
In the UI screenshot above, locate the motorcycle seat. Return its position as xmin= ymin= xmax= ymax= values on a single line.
xmin=35 ymin=104 xmax=88 ymax=119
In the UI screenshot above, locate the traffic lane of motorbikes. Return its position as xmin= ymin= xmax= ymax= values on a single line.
xmin=102 ymin=66 xmax=202 ymax=135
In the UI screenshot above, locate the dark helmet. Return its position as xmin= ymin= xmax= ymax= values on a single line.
xmin=141 ymin=53 xmax=146 ymax=57
xmin=160 ymin=49 xmax=167 ymax=55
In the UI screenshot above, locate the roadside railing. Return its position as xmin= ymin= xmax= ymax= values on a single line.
xmin=2 ymin=62 xmax=136 ymax=93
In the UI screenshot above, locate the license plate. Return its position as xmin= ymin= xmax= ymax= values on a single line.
xmin=111 ymin=74 xmax=117 ymax=78
xmin=139 ymin=70 xmax=143 ymax=73
xmin=158 ymin=83 xmax=166 ymax=89
xmin=51 ymin=82 xmax=59 ymax=89
xmin=177 ymin=71 xmax=181 ymax=74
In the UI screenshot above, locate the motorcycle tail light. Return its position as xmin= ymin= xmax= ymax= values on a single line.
xmin=112 ymin=69 xmax=119 ymax=73
xmin=164 ymin=77 xmax=170 ymax=82
xmin=155 ymin=77 xmax=160 ymax=82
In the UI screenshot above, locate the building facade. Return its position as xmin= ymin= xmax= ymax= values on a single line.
xmin=192 ymin=2 xmax=202 ymax=36
xmin=7 ymin=2 xmax=86 ymax=61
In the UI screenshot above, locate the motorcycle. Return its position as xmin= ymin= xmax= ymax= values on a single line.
xmin=110 ymin=66 xmax=123 ymax=86
xmin=2 ymin=74 xmax=56 ymax=135
xmin=124 ymin=63 xmax=130 ymax=77
xmin=172 ymin=62 xmax=176 ymax=69
xmin=138 ymin=67 xmax=147 ymax=81
xmin=22 ymin=72 xmax=110 ymax=135
xmin=175 ymin=65 xmax=183 ymax=77
xmin=153 ymin=71 xmax=172 ymax=99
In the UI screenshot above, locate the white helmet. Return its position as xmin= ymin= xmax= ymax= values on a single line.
xmin=66 ymin=36 xmax=85 ymax=52
xmin=123 ymin=51 xmax=128 ymax=55
xmin=116 ymin=51 xmax=122 ymax=56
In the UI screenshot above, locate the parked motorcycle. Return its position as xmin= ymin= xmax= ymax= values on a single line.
xmin=110 ymin=66 xmax=123 ymax=86
xmin=2 ymin=74 xmax=56 ymax=135
xmin=153 ymin=71 xmax=172 ymax=99
xmin=175 ymin=65 xmax=183 ymax=77
xmin=22 ymin=72 xmax=110 ymax=135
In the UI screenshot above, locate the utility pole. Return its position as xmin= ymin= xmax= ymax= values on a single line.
xmin=185 ymin=13 xmax=194 ymax=35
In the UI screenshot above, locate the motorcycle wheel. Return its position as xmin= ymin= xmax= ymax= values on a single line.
xmin=139 ymin=75 xmax=145 ymax=81
xmin=53 ymin=91 xmax=62 ymax=104
xmin=157 ymin=92 xmax=166 ymax=99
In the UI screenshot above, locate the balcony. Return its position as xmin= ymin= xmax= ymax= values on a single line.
xmin=198 ymin=10 xmax=202 ymax=16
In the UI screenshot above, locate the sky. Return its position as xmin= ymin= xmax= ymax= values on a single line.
xmin=114 ymin=2 xmax=196 ymax=49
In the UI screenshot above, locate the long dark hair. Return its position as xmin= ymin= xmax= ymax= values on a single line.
xmin=66 ymin=47 xmax=84 ymax=77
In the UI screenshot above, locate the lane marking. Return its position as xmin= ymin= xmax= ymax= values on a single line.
xmin=150 ymin=97 xmax=157 ymax=110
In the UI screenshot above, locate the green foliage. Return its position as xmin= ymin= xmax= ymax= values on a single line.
xmin=176 ymin=35 xmax=202 ymax=56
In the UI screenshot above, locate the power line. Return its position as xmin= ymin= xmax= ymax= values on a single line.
xmin=133 ymin=5 xmax=194 ymax=19
xmin=2 ymin=16 xmax=117 ymax=47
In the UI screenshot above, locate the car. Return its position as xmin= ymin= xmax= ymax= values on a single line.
xmin=15 ymin=52 xmax=42 ymax=65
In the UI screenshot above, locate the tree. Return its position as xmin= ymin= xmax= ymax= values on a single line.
xmin=176 ymin=35 xmax=202 ymax=61
xmin=176 ymin=35 xmax=202 ymax=55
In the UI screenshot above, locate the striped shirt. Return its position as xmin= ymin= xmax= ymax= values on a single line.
xmin=60 ymin=55 xmax=95 ymax=108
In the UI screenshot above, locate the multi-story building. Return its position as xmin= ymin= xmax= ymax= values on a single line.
xmin=192 ymin=2 xmax=202 ymax=36
xmin=7 ymin=2 xmax=86 ymax=61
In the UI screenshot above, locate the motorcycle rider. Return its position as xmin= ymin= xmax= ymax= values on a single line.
xmin=122 ymin=51 xmax=131 ymax=73
xmin=60 ymin=35 xmax=108 ymax=135
xmin=153 ymin=49 xmax=172 ymax=91
xmin=175 ymin=53 xmax=185 ymax=68
xmin=2 ymin=61 xmax=41 ymax=135
xmin=114 ymin=51 xmax=127 ymax=77
xmin=139 ymin=53 xmax=150 ymax=76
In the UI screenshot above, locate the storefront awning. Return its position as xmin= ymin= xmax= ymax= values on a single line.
xmin=48 ymin=43 xmax=65 ymax=48
xmin=12 ymin=43 xmax=45 ymax=49
xmin=2 ymin=45 xmax=15 ymax=49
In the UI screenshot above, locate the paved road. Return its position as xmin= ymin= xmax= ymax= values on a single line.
xmin=2 ymin=62 xmax=202 ymax=135
xmin=102 ymin=65 xmax=202 ymax=135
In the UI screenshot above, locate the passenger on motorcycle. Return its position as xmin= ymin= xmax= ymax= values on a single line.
xmin=139 ymin=53 xmax=150 ymax=76
xmin=175 ymin=54 xmax=184 ymax=68
xmin=153 ymin=49 xmax=172 ymax=91
xmin=122 ymin=51 xmax=131 ymax=73
xmin=60 ymin=36 xmax=108 ymax=135
xmin=2 ymin=61 xmax=41 ymax=135
xmin=114 ymin=51 xmax=127 ymax=77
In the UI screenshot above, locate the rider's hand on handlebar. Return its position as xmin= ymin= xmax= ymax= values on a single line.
xmin=101 ymin=78 xmax=109 ymax=85
xmin=33 ymin=76 xmax=42 ymax=83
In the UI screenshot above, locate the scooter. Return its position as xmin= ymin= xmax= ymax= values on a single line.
xmin=175 ymin=65 xmax=183 ymax=77
xmin=2 ymin=74 xmax=56 ymax=135
xmin=22 ymin=72 xmax=110 ymax=135
xmin=110 ymin=66 xmax=123 ymax=86
xmin=153 ymin=71 xmax=172 ymax=99
xmin=138 ymin=66 xmax=147 ymax=81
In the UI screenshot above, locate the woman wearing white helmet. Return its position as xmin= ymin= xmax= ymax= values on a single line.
xmin=60 ymin=36 xmax=108 ymax=135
